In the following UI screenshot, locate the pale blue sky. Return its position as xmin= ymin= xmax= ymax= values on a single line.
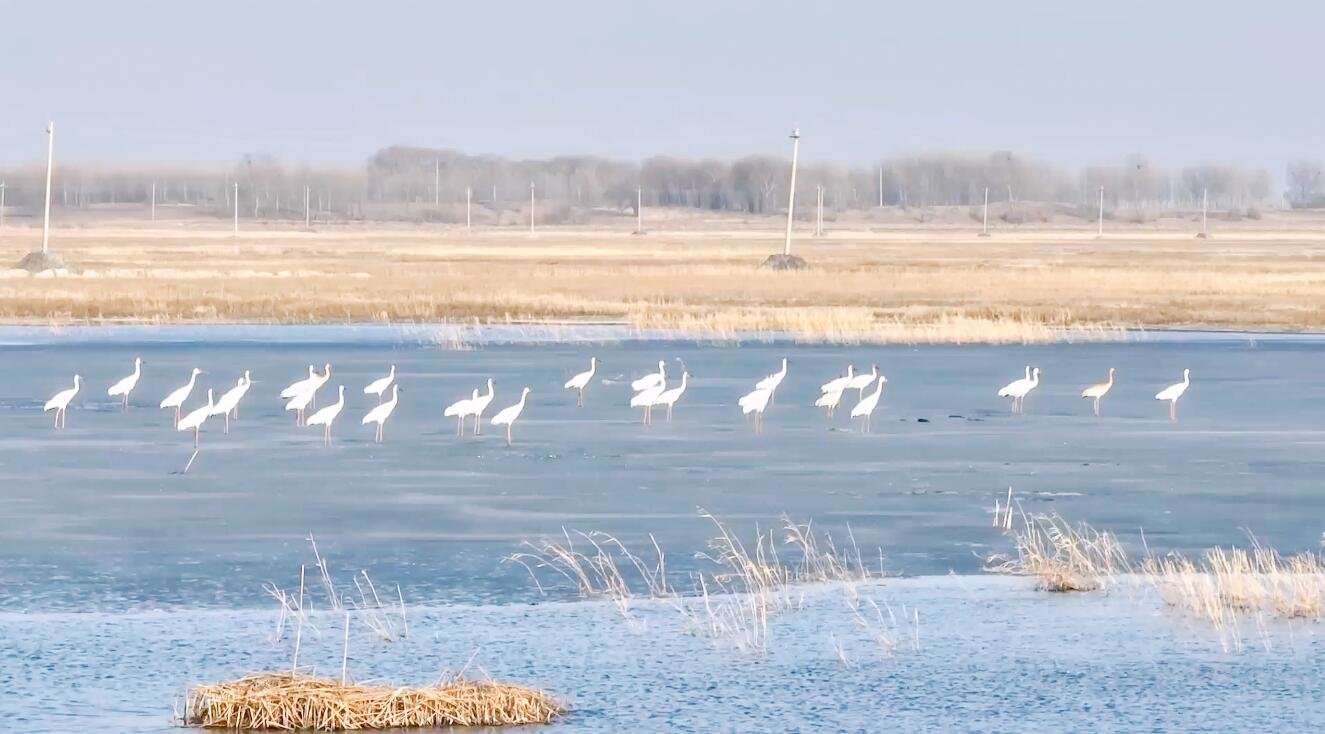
xmin=0 ymin=0 xmax=1318 ymax=170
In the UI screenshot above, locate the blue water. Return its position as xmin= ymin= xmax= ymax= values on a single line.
xmin=2 ymin=326 xmax=1323 ymax=730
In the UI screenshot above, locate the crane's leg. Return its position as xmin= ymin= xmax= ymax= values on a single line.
xmin=183 ymin=449 xmax=199 ymax=474
xmin=193 ymin=428 xmax=200 ymax=449
xmin=475 ymin=414 xmax=482 ymax=436
xmin=667 ymin=404 xmax=674 ymax=422
xmin=506 ymin=424 xmax=513 ymax=446
xmin=577 ymin=388 xmax=584 ymax=407
xmin=1171 ymin=401 xmax=1177 ymax=421
xmin=224 ymin=413 xmax=230 ymax=435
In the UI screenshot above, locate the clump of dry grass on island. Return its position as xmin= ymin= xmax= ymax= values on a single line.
xmin=184 ymin=672 xmax=562 ymax=730
xmin=1141 ymin=544 xmax=1325 ymax=651
xmin=986 ymin=512 xmax=1128 ymax=592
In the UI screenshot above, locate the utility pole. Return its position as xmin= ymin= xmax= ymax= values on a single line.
xmin=233 ymin=182 xmax=239 ymax=234
xmin=814 ymin=185 xmax=823 ymax=236
xmin=878 ymin=166 xmax=883 ymax=208
xmin=783 ymin=127 xmax=800 ymax=256
xmin=636 ymin=186 xmax=643 ymax=234
xmin=1201 ymin=187 xmax=1209 ymax=238
xmin=1097 ymin=185 xmax=1105 ymax=238
xmin=0 ymin=181 xmax=5 ymax=230
xmin=529 ymin=182 xmax=535 ymax=237
xmin=42 ymin=121 xmax=55 ymax=255
xmin=466 ymin=186 xmax=472 ymax=232
xmin=304 ymin=185 xmax=311 ymax=228
xmin=981 ymin=186 xmax=989 ymax=236
xmin=434 ymin=159 xmax=440 ymax=208
xmin=151 ymin=182 xmax=157 ymax=222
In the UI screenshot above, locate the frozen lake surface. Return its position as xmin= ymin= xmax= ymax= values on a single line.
xmin=2 ymin=326 xmax=1324 ymax=730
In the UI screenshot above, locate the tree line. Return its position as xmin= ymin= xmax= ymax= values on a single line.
xmin=0 ymin=146 xmax=1317 ymax=224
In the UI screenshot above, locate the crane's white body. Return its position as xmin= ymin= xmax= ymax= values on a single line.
xmin=491 ymin=387 xmax=531 ymax=445
xmin=363 ymin=365 xmax=395 ymax=402
xmin=305 ymin=363 xmax=331 ymax=409
xmin=107 ymin=357 xmax=142 ymax=411
xmin=656 ymin=372 xmax=688 ymax=421
xmin=1155 ymin=369 xmax=1191 ymax=420
xmin=177 ymin=389 xmax=214 ymax=447
xmin=998 ymin=366 xmax=1038 ymax=415
xmin=44 ymin=374 xmax=81 ymax=429
xmin=631 ymin=360 xmax=666 ymax=392
xmin=850 ymin=375 xmax=888 ymax=432
xmin=470 ymin=378 xmax=495 ymax=434
xmin=211 ymin=372 xmax=250 ymax=433
xmin=160 ymin=367 xmax=203 ymax=427
xmin=815 ymin=386 xmax=844 ymax=419
xmin=845 ymin=364 xmax=878 ymax=394
xmin=284 ymin=384 xmax=316 ymax=425
xmin=564 ymin=357 xmax=598 ymax=407
xmin=755 ymin=358 xmax=788 ymax=393
xmin=306 ymin=384 xmax=346 ymax=446
xmin=1081 ymin=367 xmax=1116 ymax=417
xmin=738 ymin=386 xmax=773 ymax=434
xmin=821 ymin=365 xmax=855 ymax=395
xmin=361 ymin=384 xmax=399 ymax=443
xmin=444 ymin=389 xmax=481 ymax=436
xmin=280 ymin=365 xmax=317 ymax=399
xmin=631 ymin=380 xmax=666 ymax=424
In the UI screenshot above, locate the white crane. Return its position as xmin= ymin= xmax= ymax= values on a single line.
xmin=362 ymin=384 xmax=399 ymax=443
xmin=211 ymin=373 xmax=250 ymax=434
xmin=656 ymin=371 xmax=689 ymax=422
xmin=306 ymin=363 xmax=331 ymax=409
xmin=230 ymin=370 xmax=253 ymax=419
xmin=850 ymin=375 xmax=888 ymax=432
xmin=160 ymin=367 xmax=203 ymax=427
xmin=363 ymin=365 xmax=395 ymax=403
xmin=106 ymin=357 xmax=143 ymax=411
xmin=491 ymin=387 xmax=531 ymax=445
xmin=738 ymin=386 xmax=773 ymax=435
xmin=284 ymin=384 xmax=317 ymax=426
xmin=44 ymin=374 xmax=81 ymax=430
xmin=564 ymin=357 xmax=598 ymax=407
xmin=821 ymin=365 xmax=856 ymax=395
xmin=444 ymin=389 xmax=480 ymax=436
xmin=997 ymin=366 xmax=1037 ymax=415
xmin=177 ymin=389 xmax=214 ymax=473
xmin=470 ymin=378 xmax=495 ymax=435
xmin=755 ymin=358 xmax=788 ymax=403
xmin=280 ymin=365 xmax=317 ymax=400
xmin=1155 ymin=368 xmax=1191 ymax=421
xmin=631 ymin=380 xmax=666 ymax=425
xmin=631 ymin=360 xmax=666 ymax=392
xmin=815 ymin=386 xmax=845 ymax=419
xmin=1081 ymin=367 xmax=1116 ymax=417
xmin=846 ymin=363 xmax=879 ymax=395
xmin=306 ymin=385 xmax=346 ymax=446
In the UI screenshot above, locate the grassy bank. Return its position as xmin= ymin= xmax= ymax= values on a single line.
xmin=4 ymin=210 xmax=1325 ymax=343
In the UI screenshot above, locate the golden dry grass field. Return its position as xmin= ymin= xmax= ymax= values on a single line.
xmin=3 ymin=208 xmax=1325 ymax=342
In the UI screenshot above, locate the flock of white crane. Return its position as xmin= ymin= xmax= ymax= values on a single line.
xmin=38 ymin=354 xmax=1195 ymax=467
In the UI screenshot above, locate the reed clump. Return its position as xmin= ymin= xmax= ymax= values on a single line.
xmin=1141 ymin=545 xmax=1325 ymax=645
xmin=184 ymin=672 xmax=562 ymax=730
xmin=987 ymin=513 xmax=1127 ymax=592
xmin=509 ymin=511 xmax=883 ymax=654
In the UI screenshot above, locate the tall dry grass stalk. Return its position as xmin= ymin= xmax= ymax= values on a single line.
xmin=509 ymin=511 xmax=883 ymax=654
xmin=987 ymin=512 xmax=1127 ymax=592
xmin=184 ymin=673 xmax=562 ymax=730
xmin=1141 ymin=544 xmax=1325 ymax=651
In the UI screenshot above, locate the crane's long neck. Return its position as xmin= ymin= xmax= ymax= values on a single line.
xmin=186 ymin=372 xmax=197 ymax=391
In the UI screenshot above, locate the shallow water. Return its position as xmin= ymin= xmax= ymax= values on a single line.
xmin=2 ymin=327 xmax=1324 ymax=729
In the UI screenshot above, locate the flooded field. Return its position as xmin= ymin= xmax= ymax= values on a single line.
xmin=2 ymin=326 xmax=1324 ymax=730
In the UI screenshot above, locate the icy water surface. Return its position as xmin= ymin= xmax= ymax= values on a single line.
xmin=2 ymin=326 xmax=1324 ymax=731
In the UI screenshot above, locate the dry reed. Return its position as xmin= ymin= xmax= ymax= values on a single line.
xmin=987 ymin=512 xmax=1127 ymax=592
xmin=1141 ymin=543 xmax=1325 ymax=651
xmin=184 ymin=672 xmax=562 ymax=730
xmin=10 ymin=219 xmax=1325 ymax=340
xmin=509 ymin=511 xmax=883 ymax=654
